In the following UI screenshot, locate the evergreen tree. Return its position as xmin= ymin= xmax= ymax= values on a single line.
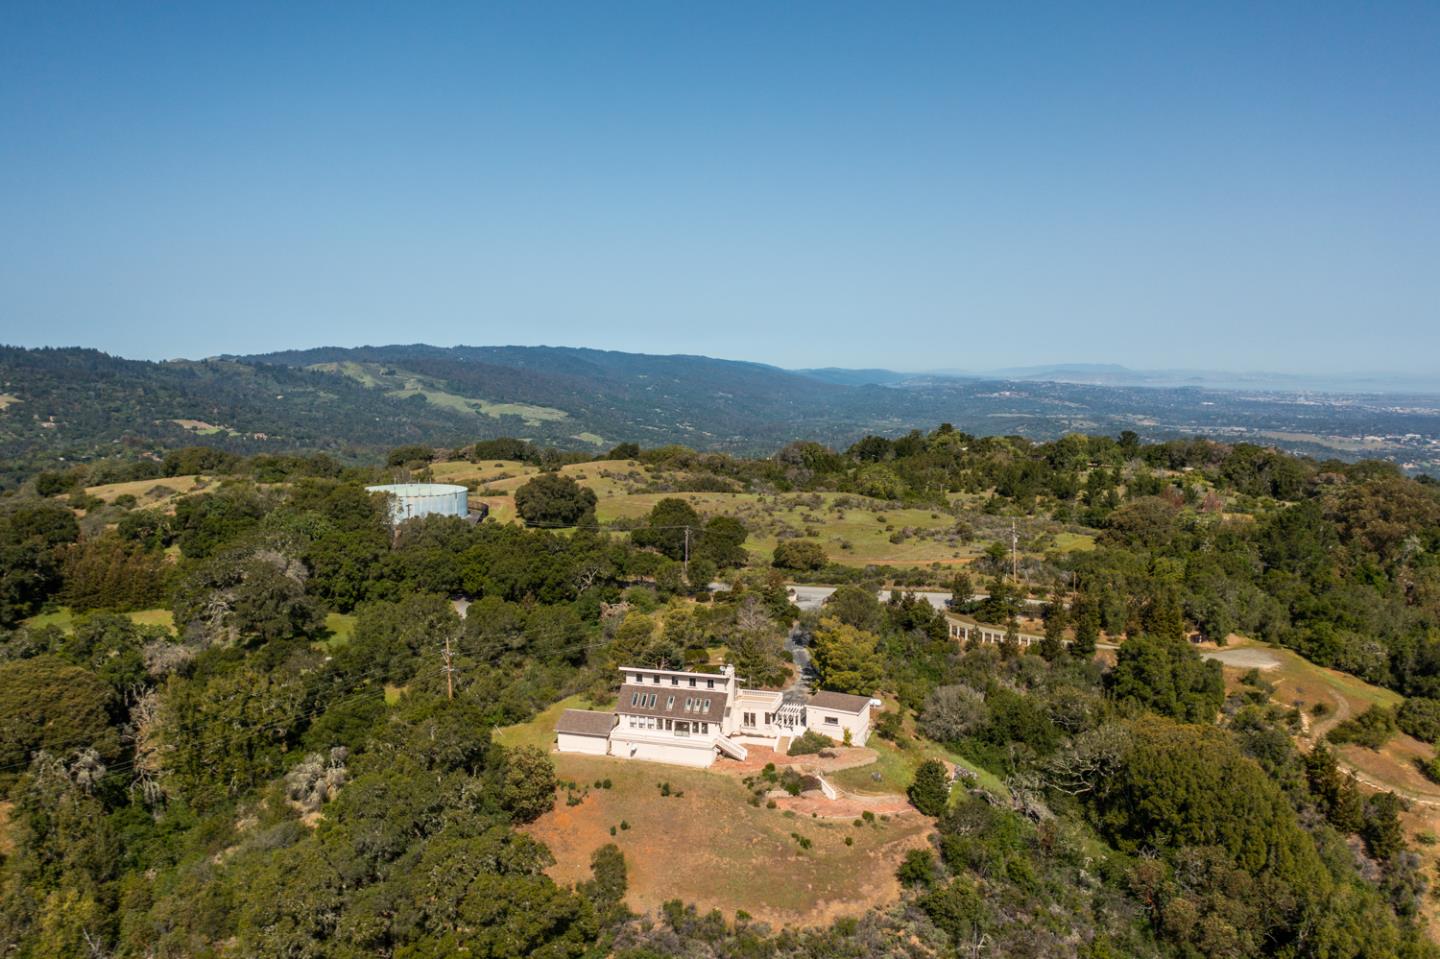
xmin=908 ymin=759 xmax=951 ymax=816
xmin=1069 ymin=591 xmax=1100 ymax=659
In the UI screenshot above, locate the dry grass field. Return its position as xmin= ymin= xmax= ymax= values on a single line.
xmin=496 ymin=698 xmax=933 ymax=926
xmin=22 ymin=607 xmax=174 ymax=632
xmin=84 ymin=473 xmax=206 ymax=509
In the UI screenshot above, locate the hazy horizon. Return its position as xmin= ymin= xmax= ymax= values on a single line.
xmin=4 ymin=3 xmax=1438 ymax=372
xmin=6 ymin=338 xmax=1439 ymax=388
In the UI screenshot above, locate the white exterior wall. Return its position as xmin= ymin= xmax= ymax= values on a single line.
xmin=608 ymin=733 xmax=717 ymax=767
xmin=805 ymin=705 xmax=871 ymax=746
xmin=366 ymin=483 xmax=470 ymax=524
xmin=556 ymin=732 xmax=609 ymax=756
xmin=733 ymin=690 xmax=786 ymax=738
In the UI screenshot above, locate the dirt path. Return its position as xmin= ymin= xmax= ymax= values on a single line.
xmin=775 ymin=792 xmax=914 ymax=818
xmin=1303 ymin=686 xmax=1351 ymax=743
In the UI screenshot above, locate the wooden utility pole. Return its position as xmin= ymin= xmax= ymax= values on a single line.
xmin=1010 ymin=521 xmax=1019 ymax=583
xmin=683 ymin=526 xmax=691 ymax=579
xmin=442 ymin=632 xmax=455 ymax=701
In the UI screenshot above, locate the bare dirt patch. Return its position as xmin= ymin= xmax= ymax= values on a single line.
xmin=526 ymin=752 xmax=932 ymax=927
xmin=1203 ymin=647 xmax=1282 ymax=671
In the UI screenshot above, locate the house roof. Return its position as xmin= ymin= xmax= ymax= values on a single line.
xmin=555 ymin=709 xmax=616 ymax=737
xmin=806 ymin=691 xmax=874 ymax=713
xmin=616 ymin=684 xmax=728 ymax=722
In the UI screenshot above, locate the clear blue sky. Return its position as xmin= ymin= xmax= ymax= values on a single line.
xmin=2 ymin=2 xmax=1436 ymax=373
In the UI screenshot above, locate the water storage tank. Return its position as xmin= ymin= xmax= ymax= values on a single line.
xmin=366 ymin=483 xmax=470 ymax=524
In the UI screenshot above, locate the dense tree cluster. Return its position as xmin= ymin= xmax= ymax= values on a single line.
xmin=3 ymin=428 xmax=1440 ymax=958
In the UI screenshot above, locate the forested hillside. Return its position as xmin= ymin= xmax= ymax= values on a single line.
xmin=4 ymin=428 xmax=1440 ymax=956
xmin=7 ymin=344 xmax=1439 ymax=491
xmin=0 ymin=347 xmax=478 ymax=488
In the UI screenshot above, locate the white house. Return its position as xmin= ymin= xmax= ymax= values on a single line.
xmin=804 ymin=690 xmax=874 ymax=745
xmin=554 ymin=708 xmax=615 ymax=755
xmin=555 ymin=664 xmax=875 ymax=768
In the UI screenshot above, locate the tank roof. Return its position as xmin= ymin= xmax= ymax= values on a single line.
xmin=365 ymin=483 xmax=469 ymax=495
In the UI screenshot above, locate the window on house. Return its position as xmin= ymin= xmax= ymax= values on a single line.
xmin=653 ymin=674 xmax=661 ymax=684
xmin=689 ymin=677 xmax=696 ymax=687
xmin=630 ymin=692 xmax=639 ymax=706
xmin=666 ymin=695 xmax=674 ymax=709
xmin=824 ymin=716 xmax=839 ymax=726
xmin=671 ymin=676 xmax=679 ymax=685
xmin=743 ymin=712 xmax=756 ymax=726
xmin=707 ymin=679 xmax=715 ymax=689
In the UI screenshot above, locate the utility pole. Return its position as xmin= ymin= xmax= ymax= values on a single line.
xmin=1010 ymin=520 xmax=1019 ymax=584
xmin=441 ymin=632 xmax=455 ymax=701
xmin=683 ymin=525 xmax=691 ymax=580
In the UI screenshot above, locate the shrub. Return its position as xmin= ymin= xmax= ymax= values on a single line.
xmin=876 ymin=709 xmax=904 ymax=742
xmin=1421 ymin=753 xmax=1440 ymax=785
xmin=772 ymin=540 xmax=827 ymax=571
xmin=787 ymin=730 xmax=834 ymax=756
xmin=779 ymin=769 xmax=806 ymax=796
xmin=1327 ymin=705 xmax=1398 ymax=750
xmin=1398 ymin=697 xmax=1440 ymax=744
xmin=897 ymin=848 xmax=936 ymax=887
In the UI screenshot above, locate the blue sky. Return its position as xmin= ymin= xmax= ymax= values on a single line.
xmin=1 ymin=2 xmax=1436 ymax=373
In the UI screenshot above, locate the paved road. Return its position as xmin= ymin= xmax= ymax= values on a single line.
xmin=787 ymin=584 xmax=1046 ymax=613
xmin=784 ymin=624 xmax=814 ymax=703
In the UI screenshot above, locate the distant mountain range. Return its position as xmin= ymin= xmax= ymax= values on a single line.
xmin=4 ymin=343 xmax=1439 ymax=484
xmin=797 ymin=363 xmax=1440 ymax=394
